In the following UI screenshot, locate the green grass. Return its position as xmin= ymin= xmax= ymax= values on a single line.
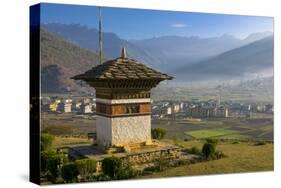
xmin=140 ymin=140 xmax=273 ymax=179
xmin=185 ymin=128 xmax=238 ymax=138
xmin=52 ymin=136 xmax=91 ymax=148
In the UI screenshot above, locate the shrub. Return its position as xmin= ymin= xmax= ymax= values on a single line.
xmin=214 ymin=150 xmax=227 ymax=159
xmin=90 ymin=174 xmax=111 ymax=181
xmin=61 ymin=163 xmax=79 ymax=183
xmin=202 ymin=143 xmax=216 ymax=159
xmin=151 ymin=128 xmax=167 ymax=139
xmin=41 ymin=149 xmax=56 ymax=172
xmin=177 ymin=159 xmax=188 ymax=166
xmin=255 ymin=141 xmax=266 ymax=146
xmin=45 ymin=171 xmax=56 ymax=183
xmin=41 ymin=133 xmax=55 ymax=151
xmin=75 ymin=158 xmax=97 ymax=179
xmin=46 ymin=153 xmax=67 ymax=181
xmin=206 ymin=138 xmax=218 ymax=145
xmin=116 ymin=165 xmax=141 ymax=180
xmin=101 ymin=157 xmax=139 ymax=180
xmin=172 ymin=136 xmax=181 ymax=146
xmin=143 ymin=165 xmax=160 ymax=173
xmin=156 ymin=158 xmax=164 ymax=172
xmin=101 ymin=156 xmax=122 ymax=179
xmin=190 ymin=146 xmax=201 ymax=155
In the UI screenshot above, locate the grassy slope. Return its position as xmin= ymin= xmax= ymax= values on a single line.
xmin=40 ymin=29 xmax=99 ymax=93
xmin=52 ymin=136 xmax=91 ymax=148
xmin=141 ymin=140 xmax=273 ymax=178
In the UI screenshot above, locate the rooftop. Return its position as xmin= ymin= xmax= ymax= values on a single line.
xmin=72 ymin=48 xmax=173 ymax=81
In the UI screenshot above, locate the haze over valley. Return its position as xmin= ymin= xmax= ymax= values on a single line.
xmin=39 ymin=23 xmax=273 ymax=102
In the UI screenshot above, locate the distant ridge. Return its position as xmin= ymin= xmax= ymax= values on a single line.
xmin=42 ymin=23 xmax=162 ymax=69
xmin=40 ymin=29 xmax=99 ymax=93
xmin=174 ymin=36 xmax=274 ymax=81
xmin=42 ymin=23 xmax=272 ymax=72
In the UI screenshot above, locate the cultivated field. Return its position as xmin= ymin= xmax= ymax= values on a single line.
xmin=152 ymin=118 xmax=273 ymax=141
xmin=41 ymin=112 xmax=96 ymax=135
xmin=41 ymin=112 xmax=273 ymax=141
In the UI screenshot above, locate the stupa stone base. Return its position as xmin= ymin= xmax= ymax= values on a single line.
xmin=103 ymin=139 xmax=159 ymax=154
xmin=68 ymin=140 xmax=181 ymax=164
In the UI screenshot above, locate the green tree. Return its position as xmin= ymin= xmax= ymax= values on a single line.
xmin=41 ymin=149 xmax=56 ymax=172
xmin=202 ymin=143 xmax=216 ymax=159
xmin=151 ymin=128 xmax=167 ymax=139
xmin=116 ymin=165 xmax=140 ymax=180
xmin=101 ymin=156 xmax=122 ymax=179
xmin=190 ymin=146 xmax=201 ymax=155
xmin=46 ymin=153 xmax=67 ymax=182
xmin=75 ymin=158 xmax=97 ymax=179
xmin=206 ymin=138 xmax=218 ymax=145
xmin=61 ymin=163 xmax=79 ymax=183
xmin=41 ymin=133 xmax=54 ymax=151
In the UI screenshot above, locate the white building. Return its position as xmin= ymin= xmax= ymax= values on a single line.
xmin=173 ymin=104 xmax=180 ymax=113
xmin=57 ymin=102 xmax=72 ymax=113
xmin=80 ymin=103 xmax=92 ymax=114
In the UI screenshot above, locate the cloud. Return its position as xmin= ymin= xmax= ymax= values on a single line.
xmin=171 ymin=23 xmax=189 ymax=28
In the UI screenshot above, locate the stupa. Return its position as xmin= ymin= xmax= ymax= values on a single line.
xmin=72 ymin=48 xmax=173 ymax=149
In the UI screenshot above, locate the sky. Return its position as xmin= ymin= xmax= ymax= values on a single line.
xmin=40 ymin=3 xmax=273 ymax=40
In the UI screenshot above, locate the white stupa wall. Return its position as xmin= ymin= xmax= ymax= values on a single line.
xmin=96 ymin=115 xmax=151 ymax=147
xmin=96 ymin=98 xmax=151 ymax=147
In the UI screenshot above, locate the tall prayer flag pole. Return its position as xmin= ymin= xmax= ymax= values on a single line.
xmin=98 ymin=7 xmax=103 ymax=65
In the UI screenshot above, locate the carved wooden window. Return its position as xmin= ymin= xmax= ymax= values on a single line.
xmin=125 ymin=104 xmax=140 ymax=114
xmin=99 ymin=103 xmax=107 ymax=114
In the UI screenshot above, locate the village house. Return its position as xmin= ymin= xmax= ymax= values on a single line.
xmin=172 ymin=104 xmax=180 ymax=113
xmin=209 ymin=107 xmax=217 ymax=117
xmin=63 ymin=98 xmax=72 ymax=104
xmin=162 ymin=106 xmax=172 ymax=115
xmin=217 ymin=106 xmax=229 ymax=117
xmin=79 ymin=102 xmax=93 ymax=114
xmin=189 ymin=105 xmax=228 ymax=118
xmin=71 ymin=101 xmax=82 ymax=112
xmin=265 ymin=104 xmax=273 ymax=113
xmin=49 ymin=101 xmax=59 ymax=112
xmin=57 ymin=102 xmax=72 ymax=113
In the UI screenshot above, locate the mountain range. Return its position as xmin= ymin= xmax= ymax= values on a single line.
xmin=131 ymin=31 xmax=272 ymax=71
xmin=42 ymin=23 xmax=273 ymax=72
xmin=42 ymin=23 xmax=161 ymax=69
xmin=174 ymin=36 xmax=274 ymax=81
xmin=39 ymin=23 xmax=273 ymax=93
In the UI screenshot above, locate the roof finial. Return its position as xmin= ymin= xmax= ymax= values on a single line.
xmin=121 ymin=47 xmax=127 ymax=58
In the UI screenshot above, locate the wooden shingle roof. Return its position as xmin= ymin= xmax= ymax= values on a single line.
xmin=72 ymin=56 xmax=173 ymax=81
